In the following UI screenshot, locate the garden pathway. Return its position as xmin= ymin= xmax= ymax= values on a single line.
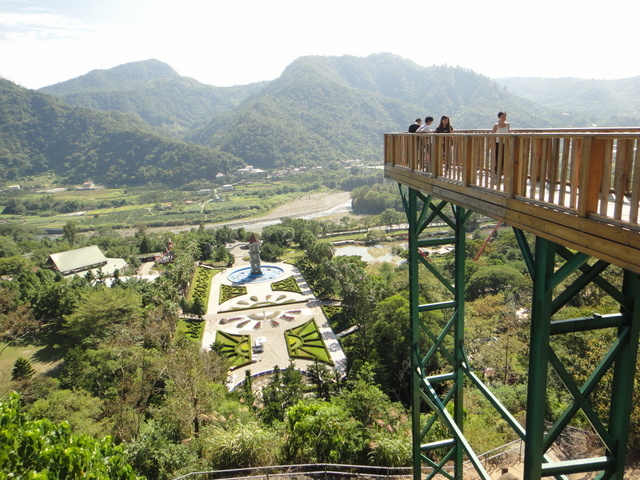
xmin=202 ymin=245 xmax=346 ymax=391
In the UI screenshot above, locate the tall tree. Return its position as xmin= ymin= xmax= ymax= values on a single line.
xmin=62 ymin=287 xmax=143 ymax=348
xmin=62 ymin=220 xmax=78 ymax=246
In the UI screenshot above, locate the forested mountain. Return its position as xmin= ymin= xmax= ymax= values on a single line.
xmin=35 ymin=55 xmax=586 ymax=169
xmin=0 ymin=78 xmax=243 ymax=186
xmin=497 ymin=76 xmax=640 ymax=126
xmin=39 ymin=59 xmax=266 ymax=135
xmin=3 ymin=54 xmax=632 ymax=185
xmin=189 ymin=54 xmax=574 ymax=168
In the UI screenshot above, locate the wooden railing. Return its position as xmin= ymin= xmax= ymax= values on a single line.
xmin=384 ymin=129 xmax=640 ymax=273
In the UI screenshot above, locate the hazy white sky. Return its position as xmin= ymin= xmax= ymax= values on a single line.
xmin=1 ymin=0 xmax=637 ymax=90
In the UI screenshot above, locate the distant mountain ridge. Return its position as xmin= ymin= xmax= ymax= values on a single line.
xmin=496 ymin=76 xmax=640 ymax=125
xmin=39 ymin=59 xmax=182 ymax=94
xmin=2 ymin=54 xmax=639 ymax=185
xmin=39 ymin=59 xmax=267 ymax=135
xmin=38 ymin=54 xmax=582 ymax=168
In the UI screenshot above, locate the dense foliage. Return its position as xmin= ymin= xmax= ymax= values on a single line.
xmin=2 ymin=54 xmax=615 ymax=188
xmin=0 ymin=203 xmax=638 ymax=478
xmin=0 ymin=78 xmax=243 ymax=187
xmin=0 ymin=392 xmax=140 ymax=479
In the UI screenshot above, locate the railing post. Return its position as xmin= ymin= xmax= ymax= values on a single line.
xmin=463 ymin=136 xmax=472 ymax=186
xmin=506 ymin=136 xmax=517 ymax=198
xmin=577 ymin=137 xmax=604 ymax=218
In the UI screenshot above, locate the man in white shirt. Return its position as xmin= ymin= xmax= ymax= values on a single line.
xmin=416 ymin=116 xmax=434 ymax=133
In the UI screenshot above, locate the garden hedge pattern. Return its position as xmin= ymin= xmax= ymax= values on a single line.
xmin=215 ymin=331 xmax=252 ymax=368
xmin=271 ymin=275 xmax=302 ymax=294
xmin=285 ymin=318 xmax=333 ymax=365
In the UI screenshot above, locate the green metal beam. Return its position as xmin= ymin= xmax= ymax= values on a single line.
xmin=407 ymin=187 xmax=422 ymax=480
xmin=523 ymin=237 xmax=555 ymax=480
xmin=607 ymin=271 xmax=640 ymax=478
xmin=401 ymin=186 xmax=640 ymax=480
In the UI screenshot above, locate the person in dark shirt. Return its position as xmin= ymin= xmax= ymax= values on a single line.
xmin=408 ymin=118 xmax=422 ymax=133
xmin=435 ymin=115 xmax=453 ymax=133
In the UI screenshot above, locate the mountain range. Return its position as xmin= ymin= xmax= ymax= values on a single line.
xmin=2 ymin=53 xmax=639 ymax=186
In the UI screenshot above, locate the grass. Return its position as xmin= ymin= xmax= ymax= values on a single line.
xmin=214 ymin=331 xmax=252 ymax=368
xmin=0 ymin=334 xmax=65 ymax=393
xmin=285 ymin=318 xmax=333 ymax=365
xmin=177 ymin=318 xmax=204 ymax=343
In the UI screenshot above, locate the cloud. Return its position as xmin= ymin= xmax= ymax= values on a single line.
xmin=1 ymin=0 xmax=639 ymax=89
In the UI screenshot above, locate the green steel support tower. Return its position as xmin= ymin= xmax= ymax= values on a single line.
xmin=402 ymin=185 xmax=640 ymax=480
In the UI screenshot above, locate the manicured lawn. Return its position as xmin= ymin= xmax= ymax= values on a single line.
xmin=285 ymin=318 xmax=333 ymax=365
xmin=219 ymin=283 xmax=247 ymax=304
xmin=189 ymin=266 xmax=217 ymax=310
xmin=271 ymin=275 xmax=302 ymax=294
xmin=177 ymin=318 xmax=204 ymax=342
xmin=214 ymin=331 xmax=253 ymax=368
xmin=0 ymin=337 xmax=64 ymax=393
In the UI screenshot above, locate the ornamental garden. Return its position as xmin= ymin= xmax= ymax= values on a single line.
xmin=189 ymin=260 xmax=343 ymax=383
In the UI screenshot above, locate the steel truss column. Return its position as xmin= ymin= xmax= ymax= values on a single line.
xmin=401 ymin=183 xmax=640 ymax=480
xmin=514 ymin=229 xmax=640 ymax=480
xmin=401 ymin=186 xmax=484 ymax=480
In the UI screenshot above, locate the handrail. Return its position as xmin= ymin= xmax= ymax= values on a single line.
xmin=384 ymin=131 xmax=640 ymax=228
xmin=170 ymin=441 xmax=525 ymax=480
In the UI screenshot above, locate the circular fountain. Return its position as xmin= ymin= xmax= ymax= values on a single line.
xmin=227 ymin=265 xmax=285 ymax=284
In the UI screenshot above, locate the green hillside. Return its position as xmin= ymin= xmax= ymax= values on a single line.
xmin=496 ymin=76 xmax=640 ymax=126
xmin=39 ymin=59 xmax=266 ymax=135
xmin=3 ymin=53 xmax=634 ymax=186
xmin=191 ymin=54 xmax=568 ymax=167
xmin=0 ymin=78 xmax=243 ymax=187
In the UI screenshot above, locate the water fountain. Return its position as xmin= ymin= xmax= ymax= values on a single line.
xmin=227 ymin=265 xmax=285 ymax=284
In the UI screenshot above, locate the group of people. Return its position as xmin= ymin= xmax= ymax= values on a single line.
xmin=408 ymin=111 xmax=509 ymax=134
xmin=408 ymin=115 xmax=453 ymax=133
xmin=407 ymin=111 xmax=511 ymax=172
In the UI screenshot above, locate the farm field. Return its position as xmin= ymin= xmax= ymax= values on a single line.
xmin=0 ymin=183 xmax=343 ymax=234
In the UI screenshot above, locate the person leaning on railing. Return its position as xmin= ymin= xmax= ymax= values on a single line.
xmin=408 ymin=118 xmax=422 ymax=132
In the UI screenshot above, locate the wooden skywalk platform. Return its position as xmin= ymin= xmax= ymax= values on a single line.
xmin=384 ymin=128 xmax=640 ymax=274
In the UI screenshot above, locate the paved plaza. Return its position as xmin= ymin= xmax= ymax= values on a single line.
xmin=202 ymin=244 xmax=346 ymax=391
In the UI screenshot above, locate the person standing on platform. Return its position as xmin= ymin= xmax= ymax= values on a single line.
xmin=435 ymin=115 xmax=454 ymax=133
xmin=492 ymin=111 xmax=510 ymax=171
xmin=416 ymin=116 xmax=434 ymax=133
xmin=416 ymin=116 xmax=435 ymax=171
xmin=408 ymin=118 xmax=422 ymax=133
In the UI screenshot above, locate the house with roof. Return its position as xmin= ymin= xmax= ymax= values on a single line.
xmin=47 ymin=245 xmax=127 ymax=277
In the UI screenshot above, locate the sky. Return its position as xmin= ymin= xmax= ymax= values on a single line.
xmin=1 ymin=0 xmax=638 ymax=90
